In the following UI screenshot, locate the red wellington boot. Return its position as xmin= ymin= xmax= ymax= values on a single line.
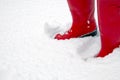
xmin=96 ymin=0 xmax=120 ymax=57
xmin=55 ymin=0 xmax=97 ymax=40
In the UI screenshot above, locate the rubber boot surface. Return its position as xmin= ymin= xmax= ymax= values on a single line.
xmin=97 ymin=0 xmax=120 ymax=57
xmin=55 ymin=0 xmax=97 ymax=40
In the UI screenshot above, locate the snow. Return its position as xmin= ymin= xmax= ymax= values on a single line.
xmin=0 ymin=0 xmax=120 ymax=80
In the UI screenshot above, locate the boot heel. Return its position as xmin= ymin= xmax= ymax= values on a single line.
xmin=81 ymin=29 xmax=97 ymax=37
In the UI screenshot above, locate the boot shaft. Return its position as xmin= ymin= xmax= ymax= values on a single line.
xmin=97 ymin=0 xmax=120 ymax=43
xmin=97 ymin=0 xmax=120 ymax=32
xmin=67 ymin=0 xmax=95 ymax=23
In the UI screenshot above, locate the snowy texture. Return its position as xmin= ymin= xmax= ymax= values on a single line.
xmin=0 ymin=0 xmax=120 ymax=80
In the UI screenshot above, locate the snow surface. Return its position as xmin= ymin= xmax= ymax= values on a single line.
xmin=0 ymin=0 xmax=120 ymax=80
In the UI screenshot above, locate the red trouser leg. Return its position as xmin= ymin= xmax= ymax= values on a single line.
xmin=55 ymin=0 xmax=97 ymax=40
xmin=97 ymin=0 xmax=120 ymax=57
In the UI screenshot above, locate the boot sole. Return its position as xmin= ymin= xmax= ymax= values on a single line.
xmin=81 ymin=29 xmax=97 ymax=38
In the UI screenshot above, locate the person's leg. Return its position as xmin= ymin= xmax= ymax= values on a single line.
xmin=55 ymin=0 xmax=97 ymax=40
xmin=97 ymin=0 xmax=120 ymax=57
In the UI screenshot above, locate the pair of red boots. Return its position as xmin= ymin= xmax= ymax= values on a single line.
xmin=55 ymin=0 xmax=120 ymax=57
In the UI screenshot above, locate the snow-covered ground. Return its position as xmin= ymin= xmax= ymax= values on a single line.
xmin=0 ymin=0 xmax=120 ymax=80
